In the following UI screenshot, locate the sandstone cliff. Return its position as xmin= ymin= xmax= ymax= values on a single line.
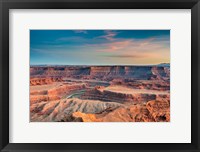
xmin=30 ymin=65 xmax=170 ymax=80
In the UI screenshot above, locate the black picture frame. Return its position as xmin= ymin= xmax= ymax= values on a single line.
xmin=0 ymin=0 xmax=200 ymax=151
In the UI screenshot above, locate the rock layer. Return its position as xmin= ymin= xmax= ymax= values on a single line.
xmin=30 ymin=77 xmax=63 ymax=86
xmin=31 ymin=98 xmax=169 ymax=122
xmin=81 ymin=87 xmax=157 ymax=103
xmin=72 ymin=100 xmax=170 ymax=122
xmin=30 ymin=66 xmax=170 ymax=80
xmin=30 ymin=98 xmax=123 ymax=122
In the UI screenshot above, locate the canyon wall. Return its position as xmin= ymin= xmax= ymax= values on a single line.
xmin=80 ymin=87 xmax=158 ymax=103
xmin=30 ymin=77 xmax=63 ymax=86
xmin=30 ymin=66 xmax=170 ymax=80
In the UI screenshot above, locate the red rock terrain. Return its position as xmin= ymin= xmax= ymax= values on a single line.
xmin=30 ymin=65 xmax=170 ymax=81
xmin=72 ymin=100 xmax=170 ymax=122
xmin=30 ymin=65 xmax=170 ymax=122
xmin=30 ymin=77 xmax=63 ymax=86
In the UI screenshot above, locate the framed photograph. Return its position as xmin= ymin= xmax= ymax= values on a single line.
xmin=30 ymin=29 xmax=170 ymax=123
xmin=0 ymin=0 xmax=199 ymax=151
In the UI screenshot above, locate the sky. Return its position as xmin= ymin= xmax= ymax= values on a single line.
xmin=30 ymin=30 xmax=170 ymax=65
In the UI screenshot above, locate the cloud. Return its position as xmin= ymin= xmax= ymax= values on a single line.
xmin=74 ymin=30 xmax=88 ymax=34
xmin=103 ymin=40 xmax=132 ymax=51
xmin=97 ymin=30 xmax=118 ymax=41
xmin=96 ymin=37 xmax=169 ymax=53
xmin=102 ymin=54 xmax=148 ymax=58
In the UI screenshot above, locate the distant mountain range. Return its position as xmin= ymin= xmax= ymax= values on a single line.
xmin=31 ymin=63 xmax=170 ymax=67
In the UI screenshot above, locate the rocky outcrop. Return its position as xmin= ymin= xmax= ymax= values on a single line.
xmin=146 ymin=100 xmax=170 ymax=121
xmin=30 ymin=77 xmax=63 ymax=86
xmin=71 ymin=100 xmax=170 ymax=122
xmin=111 ymin=79 xmax=170 ymax=91
xmin=81 ymin=88 xmax=157 ymax=103
xmin=30 ymin=95 xmax=60 ymax=104
xmin=30 ymin=83 xmax=87 ymax=105
xmin=30 ymin=90 xmax=170 ymax=122
xmin=47 ymin=84 xmax=86 ymax=96
xmin=30 ymin=98 xmax=123 ymax=122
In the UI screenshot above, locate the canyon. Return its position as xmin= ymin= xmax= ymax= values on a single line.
xmin=30 ymin=65 xmax=170 ymax=122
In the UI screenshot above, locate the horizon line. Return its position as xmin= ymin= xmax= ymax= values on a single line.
xmin=30 ymin=63 xmax=170 ymax=66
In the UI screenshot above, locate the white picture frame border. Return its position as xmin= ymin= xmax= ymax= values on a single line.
xmin=9 ymin=9 xmax=191 ymax=143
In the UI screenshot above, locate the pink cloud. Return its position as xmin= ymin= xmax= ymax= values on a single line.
xmin=97 ymin=38 xmax=167 ymax=53
xmin=110 ymin=40 xmax=132 ymax=50
xmin=97 ymin=31 xmax=118 ymax=41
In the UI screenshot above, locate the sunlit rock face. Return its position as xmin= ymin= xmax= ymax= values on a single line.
xmin=30 ymin=65 xmax=170 ymax=122
xmin=71 ymin=100 xmax=170 ymax=122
